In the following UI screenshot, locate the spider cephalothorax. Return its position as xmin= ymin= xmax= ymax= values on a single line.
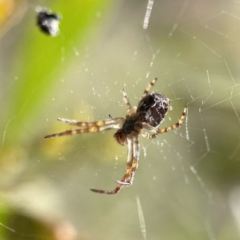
xmin=114 ymin=119 xmax=136 ymax=146
xmin=45 ymin=78 xmax=187 ymax=194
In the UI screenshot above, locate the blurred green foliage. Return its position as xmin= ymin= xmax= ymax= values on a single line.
xmin=0 ymin=1 xmax=113 ymax=239
xmin=4 ymin=0 xmax=113 ymax=144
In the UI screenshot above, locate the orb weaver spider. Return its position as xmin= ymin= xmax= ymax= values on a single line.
xmin=45 ymin=78 xmax=187 ymax=194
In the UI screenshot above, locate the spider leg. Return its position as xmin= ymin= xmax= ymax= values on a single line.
xmin=142 ymin=106 xmax=187 ymax=139
xmin=57 ymin=118 xmax=124 ymax=127
xmin=90 ymin=137 xmax=140 ymax=194
xmin=122 ymin=88 xmax=132 ymax=115
xmin=44 ymin=118 xmax=125 ymax=138
xmin=141 ymin=78 xmax=157 ymax=99
xmin=115 ymin=137 xmax=135 ymax=186
xmin=90 ymin=138 xmax=133 ymax=194
xmin=116 ymin=137 xmax=139 ymax=185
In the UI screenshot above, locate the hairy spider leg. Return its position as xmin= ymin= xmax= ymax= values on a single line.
xmin=90 ymin=138 xmax=133 ymax=194
xmin=117 ymin=137 xmax=139 ymax=185
xmin=116 ymin=137 xmax=137 ymax=185
xmin=90 ymin=137 xmax=140 ymax=194
xmin=142 ymin=106 xmax=187 ymax=139
xmin=44 ymin=118 xmax=125 ymax=138
xmin=141 ymin=77 xmax=157 ymax=99
xmin=57 ymin=117 xmax=124 ymax=127
xmin=122 ymin=88 xmax=132 ymax=115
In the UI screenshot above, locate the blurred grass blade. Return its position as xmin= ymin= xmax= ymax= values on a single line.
xmin=4 ymin=0 xmax=113 ymax=144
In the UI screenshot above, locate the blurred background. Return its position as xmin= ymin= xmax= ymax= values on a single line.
xmin=1 ymin=0 xmax=240 ymax=239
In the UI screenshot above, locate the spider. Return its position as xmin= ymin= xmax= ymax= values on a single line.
xmin=45 ymin=78 xmax=187 ymax=194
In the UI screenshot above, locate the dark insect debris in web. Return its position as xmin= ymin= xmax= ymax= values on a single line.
xmin=36 ymin=6 xmax=62 ymax=36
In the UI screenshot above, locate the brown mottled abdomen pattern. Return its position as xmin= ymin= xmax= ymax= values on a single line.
xmin=136 ymin=93 xmax=169 ymax=127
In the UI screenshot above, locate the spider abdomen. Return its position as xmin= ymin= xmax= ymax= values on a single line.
xmin=136 ymin=93 xmax=169 ymax=127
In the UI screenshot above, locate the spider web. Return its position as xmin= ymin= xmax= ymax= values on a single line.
xmin=1 ymin=0 xmax=240 ymax=239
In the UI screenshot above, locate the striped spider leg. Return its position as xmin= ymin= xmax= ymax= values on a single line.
xmin=44 ymin=118 xmax=125 ymax=139
xmin=91 ymin=137 xmax=140 ymax=194
xmin=141 ymin=106 xmax=187 ymax=140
